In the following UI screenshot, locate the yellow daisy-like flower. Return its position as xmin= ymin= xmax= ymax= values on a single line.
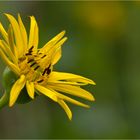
xmin=0 ymin=13 xmax=95 ymax=120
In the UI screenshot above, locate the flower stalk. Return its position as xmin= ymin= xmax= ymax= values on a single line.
xmin=0 ymin=91 xmax=9 ymax=109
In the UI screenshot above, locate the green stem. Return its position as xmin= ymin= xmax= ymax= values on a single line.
xmin=0 ymin=91 xmax=9 ymax=109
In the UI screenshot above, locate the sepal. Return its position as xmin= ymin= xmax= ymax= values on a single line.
xmin=2 ymin=67 xmax=34 ymax=104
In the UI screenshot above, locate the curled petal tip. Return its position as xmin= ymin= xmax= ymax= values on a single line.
xmin=90 ymin=80 xmax=96 ymax=85
xmin=93 ymin=82 xmax=96 ymax=85
xmin=4 ymin=13 xmax=10 ymax=17
xmin=9 ymin=102 xmax=13 ymax=107
xmin=61 ymin=30 xmax=66 ymax=34
xmin=89 ymin=95 xmax=95 ymax=102
xmin=63 ymin=37 xmax=68 ymax=41
xmin=31 ymin=96 xmax=34 ymax=99
xmin=85 ymin=105 xmax=90 ymax=108
xmin=69 ymin=116 xmax=72 ymax=121
xmin=67 ymin=111 xmax=72 ymax=120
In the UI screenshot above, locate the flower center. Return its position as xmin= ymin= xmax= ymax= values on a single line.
xmin=18 ymin=46 xmax=52 ymax=83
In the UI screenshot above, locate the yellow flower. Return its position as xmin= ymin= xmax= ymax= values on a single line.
xmin=0 ymin=13 xmax=95 ymax=120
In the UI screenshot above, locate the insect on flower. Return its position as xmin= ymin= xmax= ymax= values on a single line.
xmin=0 ymin=13 xmax=96 ymax=120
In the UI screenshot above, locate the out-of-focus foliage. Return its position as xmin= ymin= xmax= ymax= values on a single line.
xmin=0 ymin=1 xmax=140 ymax=139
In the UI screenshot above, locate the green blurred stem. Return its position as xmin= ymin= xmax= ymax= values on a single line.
xmin=0 ymin=92 xmax=8 ymax=109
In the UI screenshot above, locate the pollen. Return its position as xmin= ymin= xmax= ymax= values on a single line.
xmin=18 ymin=46 xmax=52 ymax=83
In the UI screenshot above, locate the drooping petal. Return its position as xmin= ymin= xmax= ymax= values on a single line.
xmin=5 ymin=13 xmax=25 ymax=57
xmin=28 ymin=16 xmax=38 ymax=50
xmin=35 ymin=84 xmax=57 ymax=102
xmin=9 ymin=75 xmax=26 ymax=107
xmin=48 ymin=80 xmax=86 ymax=86
xmin=18 ymin=14 xmax=28 ymax=51
xmin=48 ymin=84 xmax=95 ymax=101
xmin=58 ymin=99 xmax=72 ymax=120
xmin=26 ymin=81 xmax=34 ymax=99
xmin=51 ymin=89 xmax=90 ymax=108
xmin=0 ymin=22 xmax=8 ymax=42
xmin=0 ymin=48 xmax=20 ymax=75
xmin=49 ymin=71 xmax=96 ymax=85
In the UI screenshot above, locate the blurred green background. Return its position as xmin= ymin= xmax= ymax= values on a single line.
xmin=0 ymin=1 xmax=140 ymax=139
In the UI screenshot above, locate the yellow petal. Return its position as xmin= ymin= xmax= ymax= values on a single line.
xmin=34 ymin=22 xmax=39 ymax=49
xmin=39 ymin=37 xmax=67 ymax=67
xmin=9 ymin=75 xmax=26 ymax=107
xmin=41 ymin=30 xmax=66 ymax=53
xmin=51 ymin=47 xmax=61 ymax=65
xmin=51 ymin=37 xmax=67 ymax=65
xmin=58 ymin=99 xmax=72 ymax=120
xmin=48 ymin=80 xmax=86 ymax=86
xmin=28 ymin=16 xmax=38 ymax=50
xmin=18 ymin=14 xmax=28 ymax=51
xmin=0 ymin=40 xmax=17 ymax=64
xmin=51 ymin=37 xmax=67 ymax=56
xmin=49 ymin=71 xmax=96 ymax=85
xmin=0 ymin=22 xmax=8 ymax=42
xmin=26 ymin=81 xmax=34 ymax=99
xmin=8 ymin=25 xmax=17 ymax=59
xmin=5 ymin=13 xmax=24 ymax=57
xmin=0 ymin=48 xmax=20 ymax=75
xmin=52 ymin=90 xmax=90 ymax=108
xmin=48 ymin=84 xmax=95 ymax=101
xmin=35 ymin=84 xmax=57 ymax=102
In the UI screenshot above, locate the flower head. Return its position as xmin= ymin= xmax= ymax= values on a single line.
xmin=0 ymin=13 xmax=95 ymax=120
